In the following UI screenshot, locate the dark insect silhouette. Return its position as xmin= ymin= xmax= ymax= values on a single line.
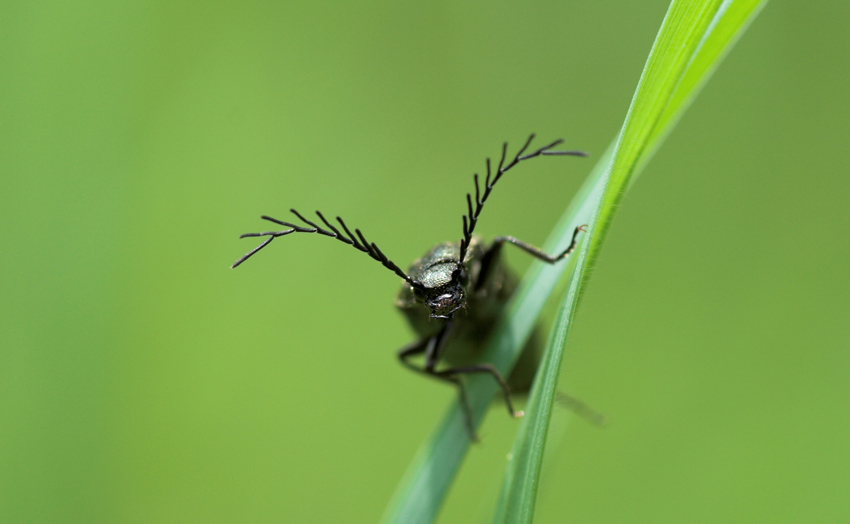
xmin=233 ymin=135 xmax=589 ymax=438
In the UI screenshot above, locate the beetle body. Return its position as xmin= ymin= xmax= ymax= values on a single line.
xmin=233 ymin=135 xmax=587 ymax=438
xmin=395 ymin=236 xmax=540 ymax=393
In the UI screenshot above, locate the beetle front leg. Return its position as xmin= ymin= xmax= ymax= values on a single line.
xmin=397 ymin=322 xmax=478 ymax=440
xmin=492 ymin=224 xmax=586 ymax=264
xmin=432 ymin=363 xmax=524 ymax=418
xmin=397 ymin=320 xmax=453 ymax=375
xmin=475 ymin=225 xmax=586 ymax=291
xmin=397 ymin=335 xmax=433 ymax=374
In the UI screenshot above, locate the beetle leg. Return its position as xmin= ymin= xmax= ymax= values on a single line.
xmin=424 ymin=320 xmax=453 ymax=372
xmin=444 ymin=375 xmax=476 ymax=441
xmin=396 ymin=321 xmax=452 ymax=374
xmin=489 ymin=224 xmax=587 ymax=265
xmin=397 ymin=335 xmax=431 ymax=368
xmin=474 ymin=241 xmax=505 ymax=291
xmin=432 ymin=363 xmax=523 ymax=418
xmin=555 ymin=392 xmax=607 ymax=427
xmin=396 ymin=323 xmax=479 ymax=440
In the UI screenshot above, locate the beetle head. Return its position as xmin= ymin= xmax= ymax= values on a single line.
xmin=413 ymin=266 xmax=467 ymax=319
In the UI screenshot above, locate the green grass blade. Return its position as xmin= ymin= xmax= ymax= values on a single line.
xmin=381 ymin=2 xmax=767 ymax=524
xmin=490 ymin=182 xmax=603 ymax=524
xmin=645 ymin=0 xmax=770 ymax=171
xmin=492 ymin=1 xmax=769 ymax=523
xmin=379 ymin=147 xmax=613 ymax=524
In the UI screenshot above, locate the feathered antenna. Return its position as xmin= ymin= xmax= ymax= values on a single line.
xmin=458 ymin=134 xmax=588 ymax=264
xmin=233 ymin=209 xmax=425 ymax=290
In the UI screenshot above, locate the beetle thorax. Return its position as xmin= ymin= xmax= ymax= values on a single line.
xmin=403 ymin=240 xmax=476 ymax=320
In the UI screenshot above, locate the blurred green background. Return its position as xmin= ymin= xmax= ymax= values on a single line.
xmin=2 ymin=1 xmax=849 ymax=523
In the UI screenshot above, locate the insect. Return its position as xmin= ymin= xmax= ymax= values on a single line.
xmin=232 ymin=135 xmax=588 ymax=438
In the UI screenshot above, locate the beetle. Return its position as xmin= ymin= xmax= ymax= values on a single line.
xmin=232 ymin=134 xmax=588 ymax=438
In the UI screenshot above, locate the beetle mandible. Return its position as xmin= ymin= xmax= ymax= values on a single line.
xmin=232 ymin=134 xmax=588 ymax=438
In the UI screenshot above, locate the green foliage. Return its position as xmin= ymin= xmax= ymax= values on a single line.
xmin=8 ymin=1 xmax=849 ymax=522
xmin=381 ymin=2 xmax=768 ymax=524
